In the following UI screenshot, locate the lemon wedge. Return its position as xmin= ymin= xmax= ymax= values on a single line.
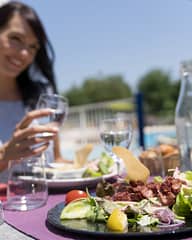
xmin=107 ymin=208 xmax=128 ymax=232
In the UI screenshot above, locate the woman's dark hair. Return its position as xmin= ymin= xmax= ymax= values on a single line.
xmin=0 ymin=1 xmax=58 ymax=109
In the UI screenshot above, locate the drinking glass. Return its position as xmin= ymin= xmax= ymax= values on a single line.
xmin=36 ymin=93 xmax=69 ymax=132
xmin=0 ymin=201 xmax=4 ymax=224
xmin=99 ymin=117 xmax=133 ymax=174
xmin=35 ymin=93 xmax=69 ymax=164
xmin=4 ymin=155 xmax=48 ymax=211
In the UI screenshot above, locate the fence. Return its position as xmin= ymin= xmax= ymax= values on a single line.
xmin=60 ymin=98 xmax=137 ymax=151
xmin=64 ymin=98 xmax=135 ymax=128
xmin=59 ymin=96 xmax=176 ymax=155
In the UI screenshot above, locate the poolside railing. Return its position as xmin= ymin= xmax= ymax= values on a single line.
xmin=63 ymin=98 xmax=135 ymax=129
xmin=60 ymin=97 xmax=175 ymax=152
xmin=60 ymin=98 xmax=137 ymax=149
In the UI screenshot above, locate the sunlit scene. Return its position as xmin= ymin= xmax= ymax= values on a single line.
xmin=20 ymin=0 xmax=192 ymax=155
xmin=1 ymin=0 xmax=192 ymax=239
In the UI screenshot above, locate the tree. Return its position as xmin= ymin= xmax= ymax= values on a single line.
xmin=137 ymin=69 xmax=177 ymax=114
xmin=64 ymin=75 xmax=132 ymax=106
xmin=64 ymin=86 xmax=89 ymax=106
xmin=170 ymin=80 xmax=180 ymax=107
xmin=83 ymin=75 xmax=132 ymax=102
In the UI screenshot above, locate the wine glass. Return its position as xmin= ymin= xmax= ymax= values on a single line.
xmin=99 ymin=117 xmax=133 ymax=175
xmin=35 ymin=93 xmax=69 ymax=164
xmin=35 ymin=93 xmax=68 ymax=131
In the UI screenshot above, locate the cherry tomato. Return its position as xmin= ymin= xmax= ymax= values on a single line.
xmin=65 ymin=190 xmax=88 ymax=204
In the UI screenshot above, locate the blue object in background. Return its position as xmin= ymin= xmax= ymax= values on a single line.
xmin=135 ymin=92 xmax=145 ymax=149
xmin=144 ymin=131 xmax=176 ymax=148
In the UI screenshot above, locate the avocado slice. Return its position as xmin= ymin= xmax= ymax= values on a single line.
xmin=60 ymin=198 xmax=92 ymax=219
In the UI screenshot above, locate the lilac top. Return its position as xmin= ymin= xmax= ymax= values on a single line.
xmin=0 ymin=100 xmax=25 ymax=143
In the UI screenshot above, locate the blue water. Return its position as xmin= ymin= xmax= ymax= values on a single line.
xmin=144 ymin=131 xmax=176 ymax=148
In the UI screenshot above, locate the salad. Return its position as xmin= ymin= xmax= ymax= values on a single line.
xmin=82 ymin=152 xmax=114 ymax=178
xmin=60 ymin=168 xmax=192 ymax=232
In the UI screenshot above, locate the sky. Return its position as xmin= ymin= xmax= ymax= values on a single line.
xmin=21 ymin=0 xmax=192 ymax=93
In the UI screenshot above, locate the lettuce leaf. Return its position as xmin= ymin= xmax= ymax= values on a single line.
xmin=172 ymin=185 xmax=192 ymax=218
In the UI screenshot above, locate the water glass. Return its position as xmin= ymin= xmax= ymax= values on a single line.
xmin=4 ymin=156 xmax=48 ymax=211
xmin=36 ymin=93 xmax=68 ymax=129
xmin=100 ymin=117 xmax=133 ymax=151
xmin=0 ymin=201 xmax=4 ymax=224
xmin=99 ymin=117 xmax=133 ymax=174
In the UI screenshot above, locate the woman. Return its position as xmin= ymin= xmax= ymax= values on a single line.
xmin=0 ymin=1 xmax=65 ymax=171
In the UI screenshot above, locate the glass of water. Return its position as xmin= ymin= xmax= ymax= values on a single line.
xmin=36 ymin=93 xmax=69 ymax=132
xmin=35 ymin=93 xmax=69 ymax=165
xmin=0 ymin=200 xmax=4 ymax=224
xmin=4 ymin=155 xmax=48 ymax=211
xmin=99 ymin=117 xmax=133 ymax=174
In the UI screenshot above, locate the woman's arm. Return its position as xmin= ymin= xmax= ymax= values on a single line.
xmin=0 ymin=109 xmax=59 ymax=170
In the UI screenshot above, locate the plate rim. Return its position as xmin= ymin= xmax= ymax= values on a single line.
xmin=46 ymin=169 xmax=117 ymax=188
xmin=19 ymin=168 xmax=117 ymax=188
xmin=47 ymin=169 xmax=116 ymax=183
xmin=46 ymin=202 xmax=192 ymax=240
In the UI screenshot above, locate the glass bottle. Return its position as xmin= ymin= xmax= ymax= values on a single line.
xmin=175 ymin=62 xmax=192 ymax=171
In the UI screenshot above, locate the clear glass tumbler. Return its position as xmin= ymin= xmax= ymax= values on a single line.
xmin=0 ymin=200 xmax=4 ymax=224
xmin=36 ymin=93 xmax=69 ymax=130
xmin=4 ymin=155 xmax=48 ymax=211
xmin=99 ymin=117 xmax=133 ymax=175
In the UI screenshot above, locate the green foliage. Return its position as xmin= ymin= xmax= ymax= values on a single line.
xmin=137 ymin=69 xmax=179 ymax=115
xmin=64 ymin=75 xmax=132 ymax=106
xmin=62 ymin=69 xmax=180 ymax=119
xmin=64 ymin=86 xmax=89 ymax=106
xmin=169 ymin=80 xmax=180 ymax=106
xmin=108 ymin=101 xmax=134 ymax=112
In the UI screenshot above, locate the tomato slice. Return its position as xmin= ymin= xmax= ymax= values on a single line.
xmin=65 ymin=190 xmax=88 ymax=204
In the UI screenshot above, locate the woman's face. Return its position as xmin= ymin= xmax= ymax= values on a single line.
xmin=0 ymin=12 xmax=39 ymax=79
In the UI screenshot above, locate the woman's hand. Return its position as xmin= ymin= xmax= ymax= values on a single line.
xmin=2 ymin=109 xmax=59 ymax=161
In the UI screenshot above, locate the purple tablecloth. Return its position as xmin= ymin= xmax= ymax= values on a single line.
xmin=4 ymin=194 xmax=75 ymax=240
xmin=3 ymin=192 xmax=192 ymax=240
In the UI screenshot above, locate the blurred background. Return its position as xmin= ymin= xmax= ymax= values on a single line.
xmin=21 ymin=0 xmax=192 ymax=155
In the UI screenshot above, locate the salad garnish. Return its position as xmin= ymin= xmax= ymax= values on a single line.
xmin=60 ymin=169 xmax=192 ymax=232
xmin=82 ymin=152 xmax=114 ymax=178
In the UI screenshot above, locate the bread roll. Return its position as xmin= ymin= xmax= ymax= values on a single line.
xmin=139 ymin=144 xmax=180 ymax=176
xmin=158 ymin=144 xmax=176 ymax=156
xmin=139 ymin=149 xmax=163 ymax=176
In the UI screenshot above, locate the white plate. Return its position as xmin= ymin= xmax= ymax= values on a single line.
xmin=33 ymin=163 xmax=86 ymax=179
xmin=19 ymin=168 xmax=117 ymax=189
xmin=46 ymin=169 xmax=117 ymax=188
xmin=45 ymin=162 xmax=118 ymax=188
xmin=48 ymin=163 xmax=70 ymax=169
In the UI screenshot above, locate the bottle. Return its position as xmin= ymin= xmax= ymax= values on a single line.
xmin=175 ymin=62 xmax=192 ymax=171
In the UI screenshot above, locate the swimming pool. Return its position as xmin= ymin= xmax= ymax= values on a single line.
xmin=144 ymin=130 xmax=176 ymax=148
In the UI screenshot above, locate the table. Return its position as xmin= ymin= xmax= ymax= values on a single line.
xmin=0 ymin=222 xmax=34 ymax=240
xmin=2 ymin=191 xmax=192 ymax=240
xmin=3 ymin=193 xmax=75 ymax=240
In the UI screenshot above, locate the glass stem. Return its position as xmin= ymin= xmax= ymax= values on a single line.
xmin=108 ymin=151 xmax=121 ymax=175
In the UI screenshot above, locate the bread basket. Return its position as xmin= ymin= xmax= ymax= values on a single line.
xmin=139 ymin=144 xmax=180 ymax=176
